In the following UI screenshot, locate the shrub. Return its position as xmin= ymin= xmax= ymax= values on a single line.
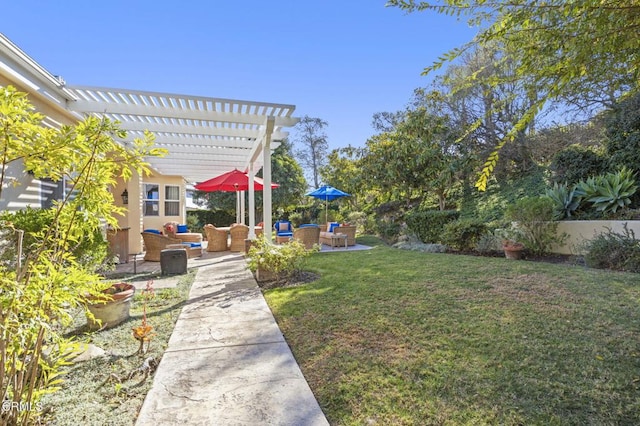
xmin=375 ymin=220 xmax=402 ymax=244
xmin=475 ymin=232 xmax=501 ymax=254
xmin=186 ymin=213 xmax=202 ymax=234
xmin=288 ymin=211 xmax=304 ymax=227
xmin=405 ymin=210 xmax=460 ymax=243
xmin=582 ymin=225 xmax=640 ymax=273
xmin=189 ymin=209 xmax=235 ymax=227
xmin=346 ymin=211 xmax=371 ymax=233
xmin=0 ymin=86 xmax=160 ymax=425
xmin=549 ymin=145 xmax=608 ymax=186
xmin=441 ymin=218 xmax=487 ymax=251
xmin=0 ymin=207 xmax=108 ymax=270
xmin=246 ymin=236 xmax=318 ymax=281
xmin=505 ymin=196 xmax=565 ymax=255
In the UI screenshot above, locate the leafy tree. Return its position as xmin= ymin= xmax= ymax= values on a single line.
xmin=388 ymin=0 xmax=640 ymax=190
xmin=293 ymin=115 xmax=329 ymax=188
xmin=0 ymin=86 xmax=161 ymax=424
xmin=361 ymin=108 xmax=462 ymax=210
xmin=319 ymin=145 xmax=365 ymax=211
xmin=268 ymin=139 xmax=308 ymax=212
xmin=605 ymin=92 xmax=640 ymax=173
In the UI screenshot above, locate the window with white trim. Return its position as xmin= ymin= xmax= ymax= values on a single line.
xmin=165 ymin=185 xmax=180 ymax=216
xmin=143 ymin=184 xmax=160 ymax=216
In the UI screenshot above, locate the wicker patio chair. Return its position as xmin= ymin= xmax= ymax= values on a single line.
xmin=204 ymin=224 xmax=228 ymax=252
xmin=274 ymin=220 xmax=294 ymax=244
xmin=229 ymin=224 xmax=249 ymax=252
xmin=141 ymin=231 xmax=183 ymax=262
xmin=293 ymin=225 xmax=320 ymax=250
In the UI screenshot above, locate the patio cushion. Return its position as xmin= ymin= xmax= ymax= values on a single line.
xmin=277 ymin=222 xmax=291 ymax=232
xmin=177 ymin=224 xmax=188 ymax=233
xmin=278 ymin=231 xmax=293 ymax=237
xmin=182 ymin=242 xmax=202 ymax=248
xmin=144 ymin=229 xmax=162 ymax=234
xmin=328 ymin=222 xmax=340 ymax=233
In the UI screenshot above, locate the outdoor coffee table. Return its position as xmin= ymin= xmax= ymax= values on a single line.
xmin=330 ymin=233 xmax=348 ymax=249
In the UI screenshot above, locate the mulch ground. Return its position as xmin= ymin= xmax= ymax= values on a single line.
xmin=256 ymin=271 xmax=321 ymax=290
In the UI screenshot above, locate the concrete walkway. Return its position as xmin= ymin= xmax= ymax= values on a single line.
xmin=134 ymin=251 xmax=329 ymax=425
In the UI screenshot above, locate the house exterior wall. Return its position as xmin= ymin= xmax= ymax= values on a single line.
xmin=116 ymin=171 xmax=186 ymax=255
xmin=0 ymin=72 xmax=78 ymax=213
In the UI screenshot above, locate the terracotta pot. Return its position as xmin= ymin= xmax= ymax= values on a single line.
xmin=503 ymin=244 xmax=524 ymax=260
xmin=87 ymin=283 xmax=135 ymax=331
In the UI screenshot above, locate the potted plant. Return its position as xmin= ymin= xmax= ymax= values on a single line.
xmin=495 ymin=227 xmax=525 ymax=260
xmin=502 ymin=239 xmax=525 ymax=260
xmin=86 ymin=282 xmax=136 ymax=331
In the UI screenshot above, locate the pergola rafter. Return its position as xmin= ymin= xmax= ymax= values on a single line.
xmin=66 ymin=86 xmax=298 ymax=184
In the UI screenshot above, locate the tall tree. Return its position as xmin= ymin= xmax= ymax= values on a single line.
xmin=293 ymin=115 xmax=329 ymax=189
xmin=268 ymin=139 xmax=308 ymax=211
xmin=360 ymin=108 xmax=462 ymax=210
xmin=319 ymin=145 xmax=366 ymax=210
xmin=387 ymin=0 xmax=640 ymax=190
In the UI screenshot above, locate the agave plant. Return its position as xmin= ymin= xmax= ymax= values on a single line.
xmin=545 ymin=182 xmax=580 ymax=220
xmin=575 ymin=168 xmax=638 ymax=215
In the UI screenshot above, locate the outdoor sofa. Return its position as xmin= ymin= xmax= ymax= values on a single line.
xmin=319 ymin=223 xmax=356 ymax=247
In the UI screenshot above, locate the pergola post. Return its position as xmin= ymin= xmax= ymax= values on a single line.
xmin=262 ymin=117 xmax=275 ymax=242
xmin=248 ymin=162 xmax=256 ymax=239
xmin=240 ymin=190 xmax=246 ymax=224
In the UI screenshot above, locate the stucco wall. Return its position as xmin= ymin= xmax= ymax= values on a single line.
xmin=116 ymin=171 xmax=186 ymax=255
xmin=552 ymin=221 xmax=640 ymax=255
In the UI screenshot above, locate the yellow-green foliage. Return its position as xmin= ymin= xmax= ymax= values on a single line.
xmin=0 ymin=86 xmax=164 ymax=425
xmin=246 ymin=236 xmax=318 ymax=281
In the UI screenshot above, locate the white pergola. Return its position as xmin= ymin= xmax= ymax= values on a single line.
xmin=66 ymin=86 xmax=299 ymax=239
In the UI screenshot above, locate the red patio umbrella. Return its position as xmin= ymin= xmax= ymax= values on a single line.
xmin=194 ymin=169 xmax=279 ymax=223
xmin=194 ymin=169 xmax=278 ymax=192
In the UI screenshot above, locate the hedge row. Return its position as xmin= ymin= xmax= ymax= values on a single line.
xmin=405 ymin=210 xmax=460 ymax=244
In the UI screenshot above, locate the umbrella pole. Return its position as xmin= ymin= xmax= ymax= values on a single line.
xmin=236 ymin=191 xmax=241 ymax=224
xmin=325 ymin=196 xmax=328 ymax=223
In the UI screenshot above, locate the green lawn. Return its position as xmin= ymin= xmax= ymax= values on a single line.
xmin=263 ymin=236 xmax=640 ymax=425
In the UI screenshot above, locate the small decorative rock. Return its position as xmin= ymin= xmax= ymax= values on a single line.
xmin=69 ymin=343 xmax=107 ymax=363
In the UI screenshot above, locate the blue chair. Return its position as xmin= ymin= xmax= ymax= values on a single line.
xmin=274 ymin=220 xmax=293 ymax=244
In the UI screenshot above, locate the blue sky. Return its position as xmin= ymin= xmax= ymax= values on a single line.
xmin=2 ymin=1 xmax=477 ymax=152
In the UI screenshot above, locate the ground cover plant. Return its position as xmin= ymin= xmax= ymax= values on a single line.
xmin=40 ymin=270 xmax=195 ymax=425
xmin=263 ymin=236 xmax=640 ymax=425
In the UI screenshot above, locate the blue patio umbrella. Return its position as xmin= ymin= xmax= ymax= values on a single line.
xmin=306 ymin=185 xmax=350 ymax=221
